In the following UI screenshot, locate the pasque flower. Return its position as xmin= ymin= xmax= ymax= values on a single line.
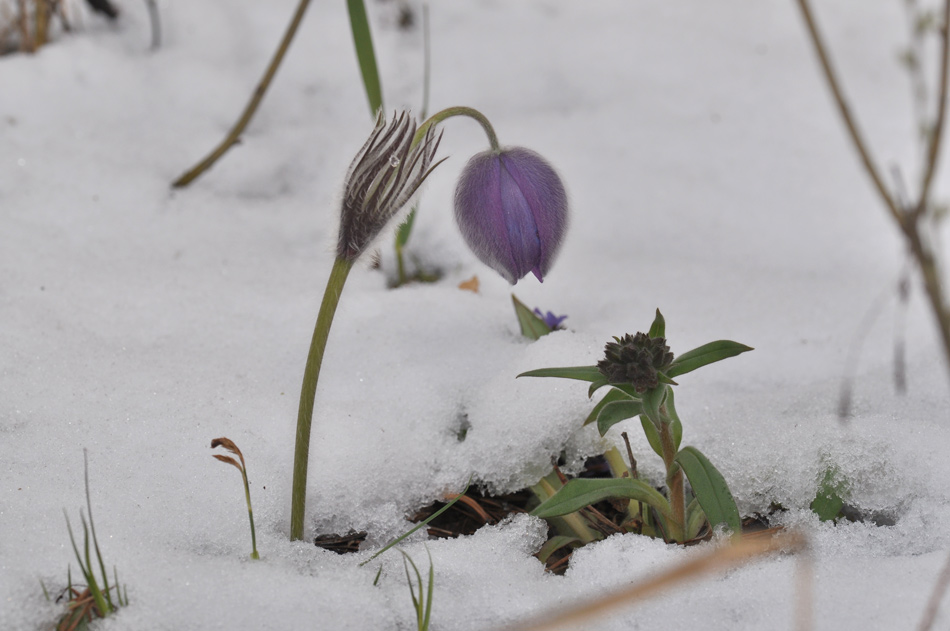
xmin=338 ymin=111 xmax=444 ymax=261
xmin=454 ymin=147 xmax=568 ymax=284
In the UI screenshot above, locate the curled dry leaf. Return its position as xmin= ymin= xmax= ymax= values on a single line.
xmin=211 ymin=437 xmax=246 ymax=471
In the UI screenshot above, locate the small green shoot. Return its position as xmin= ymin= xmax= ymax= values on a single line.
xmin=399 ymin=547 xmax=435 ymax=631
xmin=54 ymin=450 xmax=127 ymax=631
xmin=360 ymin=476 xmax=471 ymax=566
xmin=211 ymin=437 xmax=260 ymax=559
xmin=810 ymin=465 xmax=849 ymax=522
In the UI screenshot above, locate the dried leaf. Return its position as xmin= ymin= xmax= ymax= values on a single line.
xmin=458 ymin=275 xmax=479 ymax=293
xmin=212 ymin=454 xmax=243 ymax=473
xmin=211 ymin=437 xmax=245 ymax=470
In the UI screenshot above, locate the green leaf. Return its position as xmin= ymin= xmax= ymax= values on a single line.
xmin=583 ymin=388 xmax=634 ymax=426
xmin=664 ymin=388 xmax=683 ymax=452
xmin=674 ymin=446 xmax=741 ymax=537
xmin=667 ymin=341 xmax=753 ymax=378
xmin=686 ymin=498 xmax=706 ymax=539
xmin=596 ymin=400 xmax=645 ymax=436
xmin=535 ymin=536 xmax=582 ymax=563
xmin=810 ymin=466 xmax=847 ymax=522
xmin=648 ymin=308 xmax=665 ymax=338
xmin=640 ymin=415 xmax=663 ymax=458
xmin=347 ymin=0 xmax=384 ymax=116
xmin=395 ymin=207 xmax=417 ymax=249
xmin=511 ymin=294 xmax=553 ymax=340
xmin=531 ymin=478 xmax=672 ymax=522
xmin=517 ymin=366 xmax=602 ymax=382
xmin=641 ymin=385 xmax=666 ymax=428
xmin=588 ymin=377 xmax=611 ymax=398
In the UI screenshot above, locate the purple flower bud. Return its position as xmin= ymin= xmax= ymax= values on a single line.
xmin=533 ymin=308 xmax=568 ymax=330
xmin=338 ymin=111 xmax=444 ymax=262
xmin=454 ymin=147 xmax=568 ymax=284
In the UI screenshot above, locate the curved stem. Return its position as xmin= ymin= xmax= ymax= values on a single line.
xmin=290 ymin=257 xmax=354 ymax=541
xmin=413 ymin=106 xmax=501 ymax=151
xmin=172 ymin=0 xmax=314 ymax=188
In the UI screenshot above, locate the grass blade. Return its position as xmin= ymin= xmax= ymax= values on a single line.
xmin=359 ymin=477 xmax=471 ymax=566
xmin=347 ymin=0 xmax=384 ymax=115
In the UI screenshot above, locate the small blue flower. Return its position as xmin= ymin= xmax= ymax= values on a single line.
xmin=534 ymin=308 xmax=568 ymax=330
xmin=454 ymin=147 xmax=568 ymax=284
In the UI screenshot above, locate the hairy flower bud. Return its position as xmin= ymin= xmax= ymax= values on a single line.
xmin=454 ymin=147 xmax=568 ymax=284
xmin=597 ymin=332 xmax=674 ymax=393
xmin=337 ymin=111 xmax=444 ymax=262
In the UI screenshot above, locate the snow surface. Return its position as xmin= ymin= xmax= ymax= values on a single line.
xmin=3 ymin=0 xmax=950 ymax=629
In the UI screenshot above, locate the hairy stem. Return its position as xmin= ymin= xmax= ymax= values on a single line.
xmin=659 ymin=418 xmax=685 ymax=542
xmin=414 ymin=106 xmax=500 ymax=151
xmin=172 ymin=0 xmax=314 ymax=188
xmin=290 ymin=257 xmax=354 ymax=541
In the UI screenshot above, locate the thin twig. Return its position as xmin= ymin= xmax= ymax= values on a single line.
xmin=171 ymin=0 xmax=314 ymax=188
xmin=501 ymin=532 xmax=808 ymax=631
xmin=918 ymin=550 xmax=950 ymax=630
xmin=794 ymin=0 xmax=903 ymax=225
xmin=916 ymin=0 xmax=950 ymax=218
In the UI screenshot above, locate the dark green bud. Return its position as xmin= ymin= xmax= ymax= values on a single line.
xmin=597 ymin=332 xmax=674 ymax=393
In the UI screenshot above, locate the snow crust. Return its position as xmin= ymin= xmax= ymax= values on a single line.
xmin=2 ymin=0 xmax=950 ymax=629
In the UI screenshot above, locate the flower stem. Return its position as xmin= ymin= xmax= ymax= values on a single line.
xmin=659 ymin=415 xmax=686 ymax=542
xmin=290 ymin=256 xmax=354 ymax=541
xmin=413 ymin=106 xmax=501 ymax=152
xmin=241 ymin=467 xmax=259 ymax=559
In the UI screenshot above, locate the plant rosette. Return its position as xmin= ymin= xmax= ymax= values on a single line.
xmin=519 ymin=309 xmax=753 ymax=544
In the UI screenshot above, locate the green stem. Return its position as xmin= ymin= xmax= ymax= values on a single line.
xmin=413 ymin=106 xmax=501 ymax=151
xmin=241 ymin=468 xmax=259 ymax=559
xmin=659 ymin=417 xmax=686 ymax=542
xmin=290 ymin=257 xmax=354 ymax=541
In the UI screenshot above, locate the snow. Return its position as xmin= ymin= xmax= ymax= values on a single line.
xmin=2 ymin=0 xmax=950 ymax=629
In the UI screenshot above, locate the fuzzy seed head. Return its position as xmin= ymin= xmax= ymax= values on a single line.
xmin=337 ymin=111 xmax=444 ymax=261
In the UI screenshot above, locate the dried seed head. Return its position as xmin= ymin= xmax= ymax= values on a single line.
xmin=597 ymin=332 xmax=674 ymax=393
xmin=211 ymin=437 xmax=246 ymax=472
xmin=337 ymin=111 xmax=444 ymax=261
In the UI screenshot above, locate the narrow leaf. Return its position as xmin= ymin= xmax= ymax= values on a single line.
xmin=583 ymin=389 xmax=634 ymax=426
xmin=535 ymin=536 xmax=581 ymax=563
xmin=664 ymin=388 xmax=683 ymax=452
xmin=360 ymin=477 xmax=472 ymax=566
xmin=686 ymin=498 xmax=706 ymax=539
xmin=588 ymin=377 xmax=611 ymax=398
xmin=674 ymin=446 xmax=741 ymax=537
xmin=347 ymin=0 xmax=384 ymax=115
xmin=640 ymin=385 xmax=666 ymax=428
xmin=517 ymin=366 xmax=602 ymax=383
xmin=512 ymin=294 xmax=552 ymax=340
xmin=531 ymin=478 xmax=672 ymax=523
xmin=596 ymin=400 xmax=645 ymax=436
xmin=640 ymin=416 xmax=664 ymax=458
xmin=396 ymin=207 xmax=417 ymax=249
xmin=667 ymin=341 xmax=753 ymax=378
xmin=648 ymin=308 xmax=665 ymax=338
